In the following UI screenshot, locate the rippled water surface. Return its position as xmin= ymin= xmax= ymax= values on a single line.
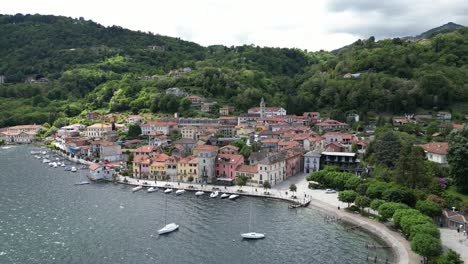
xmin=0 ymin=146 xmax=392 ymax=264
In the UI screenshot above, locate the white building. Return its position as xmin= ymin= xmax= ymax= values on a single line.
xmin=248 ymin=98 xmax=286 ymax=117
xmin=0 ymin=125 xmax=43 ymax=143
xmin=420 ymin=142 xmax=448 ymax=165
xmin=257 ymin=152 xmax=286 ymax=186
xmin=86 ymin=124 xmax=113 ymax=138
xmin=303 ymin=152 xmax=321 ymax=174
xmin=140 ymin=121 xmax=176 ymax=136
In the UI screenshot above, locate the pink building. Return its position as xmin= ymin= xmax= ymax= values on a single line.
xmin=285 ymin=149 xmax=303 ymax=178
xmin=215 ymin=154 xmax=244 ymax=180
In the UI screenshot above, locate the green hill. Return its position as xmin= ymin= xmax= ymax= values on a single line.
xmin=0 ymin=14 xmax=467 ymax=127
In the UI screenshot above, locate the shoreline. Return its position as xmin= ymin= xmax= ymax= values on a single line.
xmin=117 ymin=176 xmax=417 ymax=264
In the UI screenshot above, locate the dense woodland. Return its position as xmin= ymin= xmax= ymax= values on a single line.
xmin=0 ymin=14 xmax=467 ymax=127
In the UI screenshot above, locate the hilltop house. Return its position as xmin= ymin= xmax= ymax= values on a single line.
xmin=420 ymin=142 xmax=448 ymax=165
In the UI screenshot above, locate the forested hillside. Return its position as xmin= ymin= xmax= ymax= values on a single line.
xmin=0 ymin=14 xmax=467 ymax=127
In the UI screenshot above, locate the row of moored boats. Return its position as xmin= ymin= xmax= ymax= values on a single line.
xmin=132 ymin=186 xmax=240 ymax=200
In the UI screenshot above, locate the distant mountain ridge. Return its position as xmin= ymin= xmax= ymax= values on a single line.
xmin=332 ymin=22 xmax=465 ymax=54
xmin=416 ymin=22 xmax=464 ymax=38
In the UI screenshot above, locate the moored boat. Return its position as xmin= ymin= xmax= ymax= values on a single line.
xmin=241 ymin=232 xmax=265 ymax=239
xmin=195 ymin=191 xmax=204 ymax=196
xmin=158 ymin=223 xmax=179 ymax=235
xmin=220 ymin=193 xmax=229 ymax=199
xmin=132 ymin=185 xmax=143 ymax=192
xmin=75 ymin=181 xmax=90 ymax=185
xmin=147 ymin=187 xmax=158 ymax=193
xmin=71 ymin=167 xmax=77 ymax=172
xmin=164 ymin=188 xmax=173 ymax=194
xmin=210 ymin=191 xmax=219 ymax=198
xmin=175 ymin=189 xmax=185 ymax=195
xmin=229 ymin=194 xmax=239 ymax=200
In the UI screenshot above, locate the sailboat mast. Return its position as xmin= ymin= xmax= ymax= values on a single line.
xmin=164 ymin=194 xmax=167 ymax=225
xmin=248 ymin=202 xmax=252 ymax=232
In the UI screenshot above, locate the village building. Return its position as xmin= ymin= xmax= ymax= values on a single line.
xmin=140 ymin=121 xmax=177 ymax=136
xmin=420 ymin=142 xmax=449 ymax=165
xmin=126 ymin=115 xmax=143 ymax=124
xmin=236 ymin=165 xmax=261 ymax=186
xmin=248 ymin=98 xmax=286 ymax=118
xmin=177 ymin=156 xmax=198 ymax=182
xmin=0 ymin=125 xmax=43 ymax=143
xmin=85 ymin=124 xmax=113 ymax=138
xmin=215 ymin=154 xmax=244 ymax=181
xmin=303 ymin=152 xmax=321 ymax=174
xmin=315 ymin=119 xmax=349 ymax=132
xmin=219 ymin=145 xmax=239 ymax=155
xmin=219 ymin=106 xmax=235 ymax=116
xmin=195 ymin=145 xmax=219 ymax=183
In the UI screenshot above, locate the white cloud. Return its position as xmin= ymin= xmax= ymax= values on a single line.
xmin=1 ymin=0 xmax=467 ymax=51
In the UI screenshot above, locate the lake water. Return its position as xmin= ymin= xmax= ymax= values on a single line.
xmin=0 ymin=146 xmax=392 ymax=264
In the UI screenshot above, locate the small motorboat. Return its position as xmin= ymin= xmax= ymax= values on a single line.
xmin=132 ymin=186 xmax=143 ymax=192
xmin=147 ymin=187 xmax=158 ymax=193
xmin=175 ymin=190 xmax=185 ymax=195
xmin=53 ymin=163 xmax=58 ymax=168
xmin=241 ymin=232 xmax=265 ymax=239
xmin=48 ymin=162 xmax=54 ymax=166
xmin=229 ymin=194 xmax=239 ymax=200
xmin=64 ymin=166 xmax=71 ymax=171
xmin=210 ymin=191 xmax=219 ymax=198
xmin=30 ymin=150 xmax=41 ymax=155
xmin=41 ymin=150 xmax=47 ymax=155
xmin=158 ymin=223 xmax=179 ymax=235
xmin=75 ymin=181 xmax=90 ymax=185
xmin=164 ymin=188 xmax=173 ymax=194
xmin=71 ymin=167 xmax=77 ymax=172
xmin=195 ymin=191 xmax=204 ymax=196
xmin=220 ymin=193 xmax=229 ymax=199
xmin=61 ymin=163 xmax=66 ymax=167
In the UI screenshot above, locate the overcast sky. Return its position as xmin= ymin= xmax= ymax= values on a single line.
xmin=2 ymin=0 xmax=468 ymax=51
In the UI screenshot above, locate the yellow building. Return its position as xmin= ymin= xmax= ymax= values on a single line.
xmin=177 ymin=156 xmax=198 ymax=183
xmin=150 ymin=161 xmax=167 ymax=180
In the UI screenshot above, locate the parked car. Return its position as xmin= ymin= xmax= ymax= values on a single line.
xmin=325 ymin=189 xmax=336 ymax=194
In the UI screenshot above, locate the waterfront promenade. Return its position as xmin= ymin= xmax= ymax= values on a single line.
xmin=118 ymin=173 xmax=420 ymax=264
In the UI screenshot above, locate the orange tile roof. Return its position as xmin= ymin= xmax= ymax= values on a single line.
xmin=236 ymin=165 xmax=258 ymax=174
xmin=195 ymin=145 xmax=219 ymax=151
xmin=420 ymin=142 xmax=448 ymax=155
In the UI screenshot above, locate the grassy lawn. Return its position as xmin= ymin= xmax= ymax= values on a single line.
xmin=446 ymin=186 xmax=468 ymax=202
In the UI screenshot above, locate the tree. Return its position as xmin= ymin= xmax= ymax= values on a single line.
xmin=416 ymin=200 xmax=442 ymax=218
xmin=373 ymin=131 xmax=401 ymax=168
xmin=382 ymin=186 xmax=416 ymax=207
xmin=434 ymin=249 xmax=463 ymax=264
xmin=236 ymin=176 xmax=248 ymax=190
xmin=289 ymin=184 xmax=297 ymax=196
xmin=393 ymin=208 xmax=421 ymax=228
xmin=411 ymin=233 xmax=442 ymax=260
xmin=354 ymin=196 xmax=371 ymax=211
xmin=395 ymin=145 xmax=430 ymax=190
xmin=447 ymin=126 xmax=468 ymax=193
xmin=127 ymin=124 xmax=142 ymax=138
xmin=338 ymin=190 xmax=358 ymax=207
xmin=370 ymin=199 xmax=386 ymax=211
xmin=169 ymin=129 xmax=182 ymax=142
xmin=262 ymin=180 xmax=271 ymax=193
xmin=187 ymin=175 xmax=194 ymax=183
xmin=409 ymin=223 xmax=440 ymax=240
xmin=400 ymin=214 xmax=433 ymax=236
xmin=378 ymin=202 xmax=409 ymax=221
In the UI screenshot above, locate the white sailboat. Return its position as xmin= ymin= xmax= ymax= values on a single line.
xmin=229 ymin=194 xmax=239 ymax=200
xmin=210 ymin=191 xmax=219 ymax=198
xmin=241 ymin=202 xmax=265 ymax=239
xmin=71 ymin=166 xmax=77 ymax=172
xmin=158 ymin=193 xmax=179 ymax=235
xmin=220 ymin=193 xmax=229 ymax=199
xmin=175 ymin=189 xmax=185 ymax=195
xmin=164 ymin=188 xmax=173 ymax=194
xmin=195 ymin=191 xmax=204 ymax=196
